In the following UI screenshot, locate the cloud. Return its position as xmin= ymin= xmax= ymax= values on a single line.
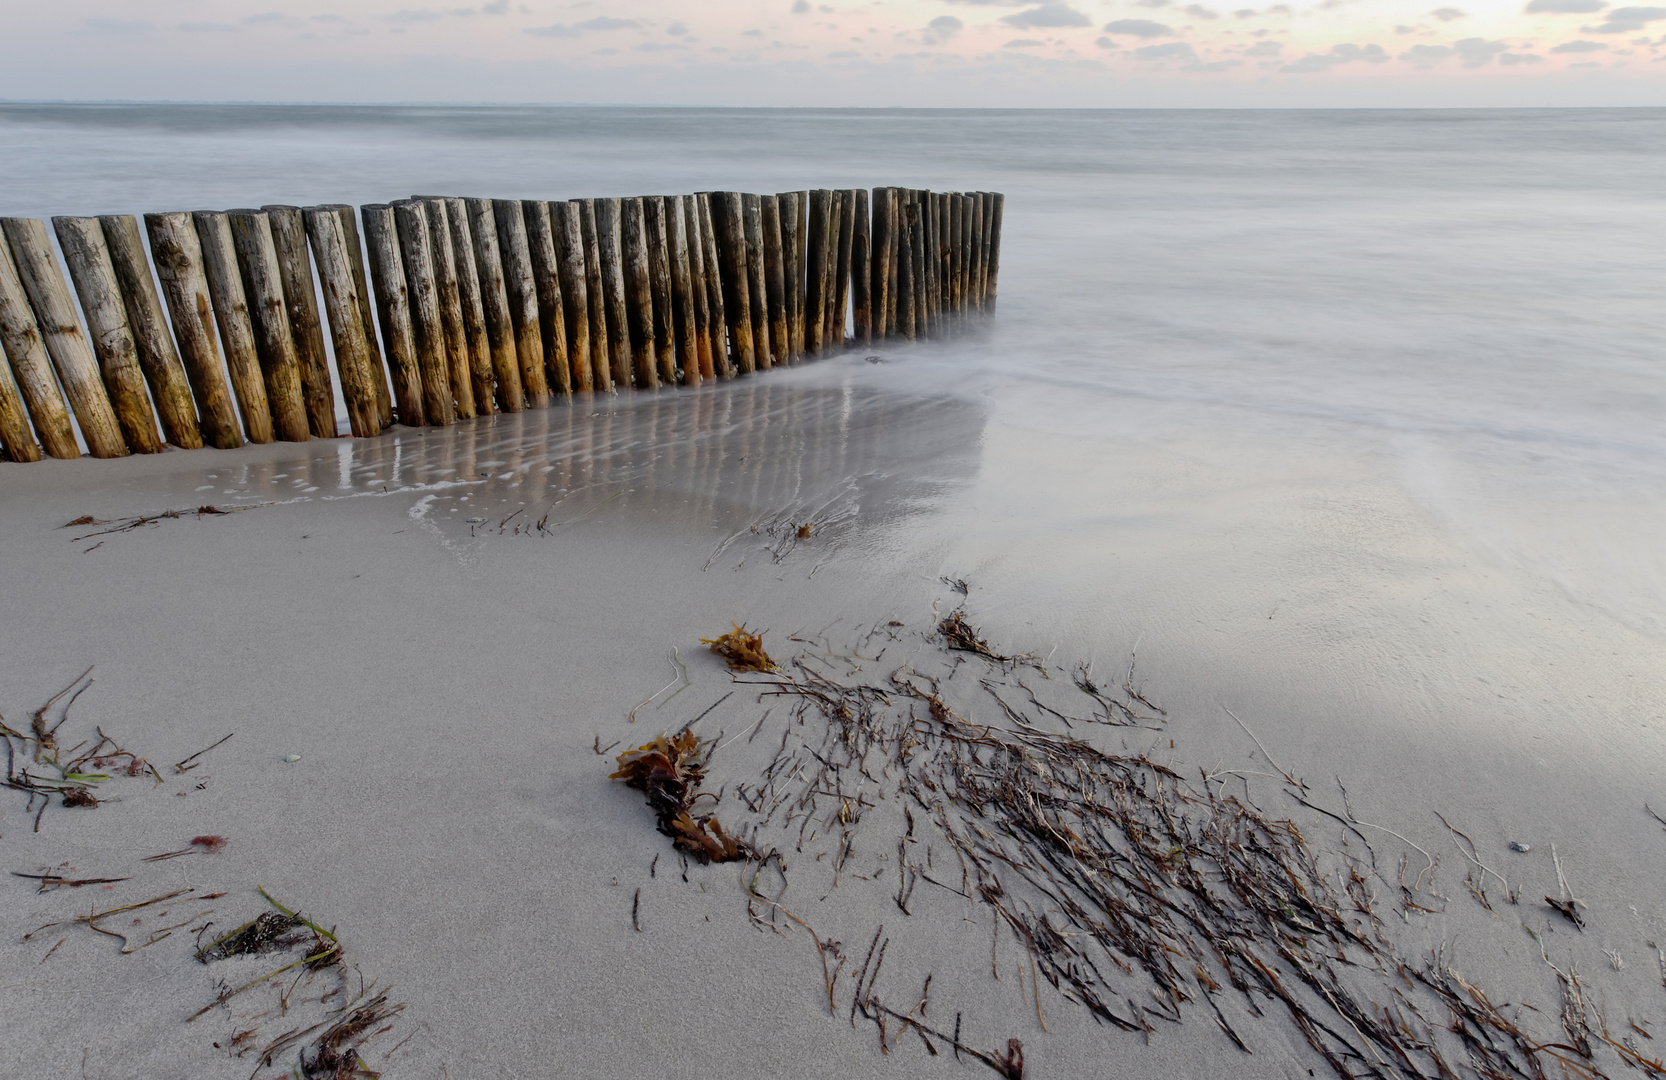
xmin=792 ymin=0 xmax=811 ymax=11
xmin=1136 ymin=0 xmax=1171 ymax=6
xmin=1102 ymin=18 xmax=1175 ymax=36
xmin=923 ymin=15 xmax=965 ymax=43
xmin=1550 ymin=36 xmax=1608 ymax=47
xmin=1583 ymin=4 xmax=1666 ymax=30
xmin=1452 ymin=36 xmax=1510 ymax=62
xmin=1280 ymin=41 xmax=1388 ymax=71
xmin=1400 ymin=42 xmax=1453 ymax=62
xmin=636 ymin=41 xmax=686 ymax=51
xmin=1500 ymin=50 xmax=1546 ymax=60
xmin=1244 ymin=39 xmax=1283 ymax=54
xmin=1429 ymin=7 xmax=1466 ymax=20
xmin=1003 ymin=37 xmax=1046 ymax=46
xmin=1002 ymin=4 xmax=1093 ymax=27
xmin=482 ymin=0 xmax=509 ymax=12
xmin=80 ymin=17 xmax=152 ymax=34
xmin=667 ymin=21 xmax=687 ymax=35
xmin=179 ymin=21 xmax=240 ymax=32
xmin=1524 ymin=0 xmax=1606 ymax=11
xmin=1134 ymin=40 xmax=1199 ymax=59
xmin=525 ymin=16 xmax=641 ymax=37
xmin=1182 ymin=3 xmax=1220 ymax=17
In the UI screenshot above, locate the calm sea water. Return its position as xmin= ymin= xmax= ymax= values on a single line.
xmin=3 ymin=104 xmax=1663 ymax=637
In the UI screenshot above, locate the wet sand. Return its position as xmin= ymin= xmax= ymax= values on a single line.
xmin=4 ymin=356 xmax=1666 ymax=1079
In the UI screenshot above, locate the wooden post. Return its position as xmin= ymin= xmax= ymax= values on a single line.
xmin=694 ymin=194 xmax=729 ymax=378
xmin=302 ymin=206 xmax=381 ymax=438
xmin=0 ymin=328 xmax=35 ymax=460
xmin=979 ymin=192 xmax=998 ymax=313
xmin=821 ymin=191 xmax=844 ymax=352
xmin=594 ymin=198 xmax=634 ymax=390
xmin=421 ymin=199 xmax=476 ymax=418
xmin=925 ymin=192 xmax=942 ymax=338
xmin=552 ymin=201 xmax=593 ymax=393
xmin=643 ymin=197 xmax=677 ymax=386
xmin=886 ymin=188 xmax=902 ymax=339
xmin=761 ymin=196 xmax=788 ymax=368
xmin=360 ymin=204 xmax=426 ymax=426
xmin=393 ymin=200 xmax=455 ymax=425
xmin=911 ymin=193 xmax=929 ymax=341
xmin=868 ymin=189 xmax=891 ymax=344
xmin=986 ymin=192 xmax=1004 ymax=314
xmin=620 ymin=197 xmax=657 ymax=389
xmin=577 ymin=199 xmax=613 ymax=392
xmin=226 ymin=210 xmax=310 ymax=441
xmin=833 ymin=190 xmax=856 ymax=351
xmin=803 ymin=190 xmax=828 ymax=356
xmin=775 ymin=191 xmax=803 ymax=362
xmin=441 ymin=198 xmax=497 ymax=414
xmin=968 ymin=192 xmax=986 ymax=314
xmin=53 ymin=216 xmax=164 ymax=452
xmin=740 ymin=194 xmax=771 ymax=370
xmin=464 ymin=198 xmax=524 ymax=413
xmin=665 ymin=195 xmax=700 ymax=387
xmin=193 ymin=212 xmax=275 ymax=444
xmin=259 ymin=206 xmax=337 ymax=437
xmin=143 ymin=212 xmax=244 ymax=448
xmin=492 ymin=199 xmax=550 ymax=407
xmin=851 ymin=189 xmax=871 ymax=348
xmin=327 ymin=205 xmax=392 ymax=429
xmin=714 ymin=193 xmax=757 ymax=374
xmin=522 ymin=200 xmax=571 ymax=397
xmin=1 ymin=218 xmax=129 ymax=457
xmin=681 ymin=195 xmax=715 ymax=383
xmin=949 ymin=194 xmax=964 ymax=330
xmin=895 ymin=196 xmax=915 ymax=342
xmin=0 ymin=239 xmax=72 ymax=459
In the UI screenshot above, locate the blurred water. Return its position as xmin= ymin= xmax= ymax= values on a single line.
xmin=2 ymin=104 xmax=1663 ymax=636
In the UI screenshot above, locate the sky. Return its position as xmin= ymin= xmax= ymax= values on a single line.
xmin=4 ymin=1 xmax=1665 ymax=107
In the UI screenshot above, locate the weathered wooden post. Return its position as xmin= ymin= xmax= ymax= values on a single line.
xmin=775 ymin=192 xmax=803 ymax=362
xmin=851 ymin=189 xmax=871 ymax=348
xmin=681 ymin=195 xmax=715 ymax=382
xmin=741 ymin=194 xmax=772 ymax=370
xmin=464 ymin=197 xmax=524 ymax=413
xmin=0 ymin=334 xmax=34 ymax=461
xmin=803 ymin=190 xmax=829 ymax=356
xmin=226 ymin=209 xmax=311 ymax=441
xmin=986 ymin=192 xmax=1004 ymax=314
xmin=694 ymin=193 xmax=729 ymax=378
xmin=0 ymin=239 xmax=70 ymax=459
xmin=665 ymin=195 xmax=700 ymax=387
xmin=968 ymin=192 xmax=986 ymax=314
xmin=552 ymin=201 xmax=593 ymax=393
xmin=193 ymin=211 xmax=275 ymax=443
xmin=868 ymin=188 xmax=892 ymax=344
xmin=522 ymin=200 xmax=571 ymax=397
xmin=420 ymin=199 xmax=476 ymax=418
xmin=326 ymin=205 xmax=392 ymax=429
xmin=577 ymin=199 xmax=613 ymax=392
xmin=925 ymin=192 xmax=943 ymax=338
xmin=492 ymin=199 xmax=551 ymax=407
xmin=894 ymin=196 xmax=916 ymax=342
xmin=821 ymin=191 xmax=844 ymax=351
xmin=1 ymin=218 xmax=129 ymax=457
xmin=712 ymin=192 xmax=757 ymax=375
xmin=643 ymin=197 xmax=677 ymax=386
xmin=393 ymin=200 xmax=455 ymax=425
xmin=143 ymin=212 xmax=244 ymax=448
xmin=360 ymin=204 xmax=426 ymax=426
xmin=593 ymin=197 xmax=634 ymax=390
xmin=910 ymin=193 xmax=929 ymax=340
xmin=259 ymin=206 xmax=336 ymax=437
xmin=441 ymin=198 xmax=497 ymax=414
xmin=302 ymin=206 xmax=381 ymax=437
xmin=53 ymin=216 xmax=164 ymax=452
xmin=949 ymin=194 xmax=964 ymax=329
xmin=620 ymin=197 xmax=658 ymax=389
xmin=761 ymin=195 xmax=788 ymax=367
xmin=833 ymin=190 xmax=856 ymax=351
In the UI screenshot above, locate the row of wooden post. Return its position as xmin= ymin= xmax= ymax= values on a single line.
xmin=0 ymin=189 xmax=1003 ymax=463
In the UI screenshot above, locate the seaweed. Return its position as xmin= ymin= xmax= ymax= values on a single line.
xmin=702 ymin=623 xmax=779 ymax=673
xmin=611 ymin=732 xmax=749 ymax=863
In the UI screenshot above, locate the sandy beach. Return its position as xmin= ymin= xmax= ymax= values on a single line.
xmin=5 ymin=347 xmax=1666 ymax=1079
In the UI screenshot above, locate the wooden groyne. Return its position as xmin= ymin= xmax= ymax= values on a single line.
xmin=0 ymin=188 xmax=1004 ymax=463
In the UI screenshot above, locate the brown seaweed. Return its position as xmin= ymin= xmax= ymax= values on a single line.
xmin=611 ymin=732 xmax=749 ymax=862
xmin=702 ymin=624 xmax=779 ymax=673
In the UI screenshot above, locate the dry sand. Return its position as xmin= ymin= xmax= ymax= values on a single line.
xmin=4 ymin=357 xmax=1666 ymax=1079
